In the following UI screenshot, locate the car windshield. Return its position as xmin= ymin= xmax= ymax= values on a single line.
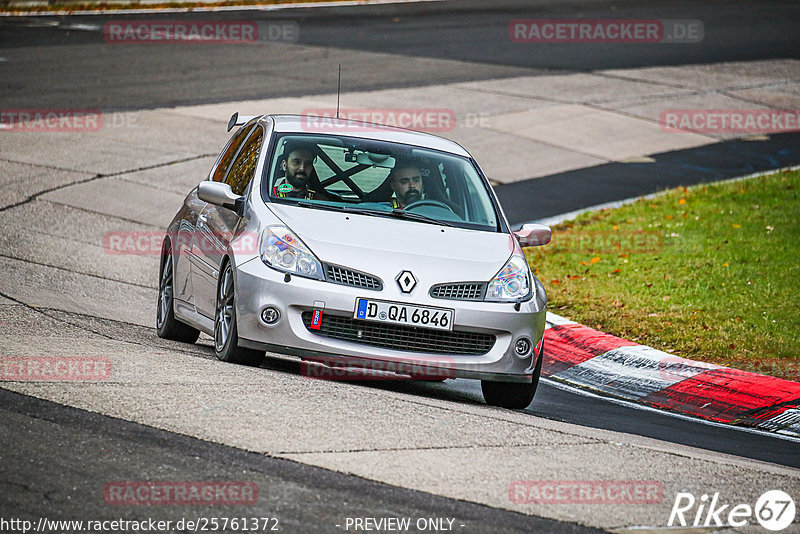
xmin=262 ymin=133 xmax=500 ymax=231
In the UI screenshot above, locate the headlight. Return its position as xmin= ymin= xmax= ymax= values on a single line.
xmin=260 ymin=225 xmax=323 ymax=280
xmin=485 ymin=255 xmax=532 ymax=302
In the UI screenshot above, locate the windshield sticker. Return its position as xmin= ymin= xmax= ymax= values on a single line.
xmin=277 ymin=183 xmax=293 ymax=193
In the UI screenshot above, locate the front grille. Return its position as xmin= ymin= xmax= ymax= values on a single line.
xmin=430 ymin=282 xmax=486 ymax=301
xmin=302 ymin=312 xmax=495 ymax=355
xmin=324 ymin=264 xmax=383 ymax=291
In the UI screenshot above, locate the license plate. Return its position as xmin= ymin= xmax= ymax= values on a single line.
xmin=354 ymin=298 xmax=454 ymax=331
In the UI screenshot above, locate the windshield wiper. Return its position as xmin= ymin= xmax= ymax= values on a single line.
xmin=295 ymin=201 xmax=455 ymax=227
xmin=390 ymin=208 xmax=455 ymax=227
xmin=295 ymin=200 xmax=339 ymax=212
xmin=295 ymin=201 xmax=389 ymax=218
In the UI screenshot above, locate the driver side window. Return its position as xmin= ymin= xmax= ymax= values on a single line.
xmin=225 ymin=128 xmax=263 ymax=196
xmin=212 ymin=124 xmax=255 ymax=182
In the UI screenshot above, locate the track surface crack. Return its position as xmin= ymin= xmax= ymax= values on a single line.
xmin=0 ymin=153 xmax=214 ymax=213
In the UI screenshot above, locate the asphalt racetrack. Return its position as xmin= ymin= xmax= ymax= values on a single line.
xmin=1 ymin=1 xmax=799 ymax=532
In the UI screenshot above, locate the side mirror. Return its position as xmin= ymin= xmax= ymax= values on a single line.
xmin=198 ymin=181 xmax=243 ymax=213
xmin=514 ymin=223 xmax=551 ymax=247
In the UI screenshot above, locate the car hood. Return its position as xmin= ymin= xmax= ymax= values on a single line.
xmin=267 ymin=204 xmax=514 ymax=289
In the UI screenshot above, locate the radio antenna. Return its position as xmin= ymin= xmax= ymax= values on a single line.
xmin=336 ymin=64 xmax=341 ymax=119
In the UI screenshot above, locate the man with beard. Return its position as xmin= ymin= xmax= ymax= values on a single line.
xmin=273 ymin=142 xmax=332 ymax=201
xmin=389 ymin=160 xmax=425 ymax=209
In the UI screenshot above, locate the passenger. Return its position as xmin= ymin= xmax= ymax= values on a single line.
xmin=389 ymin=160 xmax=425 ymax=209
xmin=273 ymin=142 xmax=332 ymax=201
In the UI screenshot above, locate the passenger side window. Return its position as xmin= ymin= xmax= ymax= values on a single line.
xmin=212 ymin=124 xmax=255 ymax=182
xmin=224 ymin=128 xmax=263 ymax=196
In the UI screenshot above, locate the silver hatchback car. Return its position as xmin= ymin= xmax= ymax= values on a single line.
xmin=157 ymin=114 xmax=551 ymax=408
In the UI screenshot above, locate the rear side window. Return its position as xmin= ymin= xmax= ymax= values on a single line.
xmin=225 ymin=128 xmax=263 ymax=196
xmin=212 ymin=124 xmax=255 ymax=182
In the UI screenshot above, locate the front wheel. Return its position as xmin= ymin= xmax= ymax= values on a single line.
xmin=214 ymin=261 xmax=265 ymax=367
xmin=481 ymin=342 xmax=543 ymax=409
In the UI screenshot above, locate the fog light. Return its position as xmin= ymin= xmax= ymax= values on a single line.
xmin=261 ymin=307 xmax=280 ymax=325
xmin=514 ymin=337 xmax=532 ymax=357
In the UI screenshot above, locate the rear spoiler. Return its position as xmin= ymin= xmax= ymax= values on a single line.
xmin=227 ymin=112 xmax=258 ymax=132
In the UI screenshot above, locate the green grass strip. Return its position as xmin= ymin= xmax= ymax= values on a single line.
xmin=526 ymin=168 xmax=800 ymax=381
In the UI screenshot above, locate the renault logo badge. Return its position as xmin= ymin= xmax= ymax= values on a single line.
xmin=396 ymin=271 xmax=417 ymax=293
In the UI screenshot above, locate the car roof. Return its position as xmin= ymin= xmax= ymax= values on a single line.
xmin=265 ymin=114 xmax=471 ymax=157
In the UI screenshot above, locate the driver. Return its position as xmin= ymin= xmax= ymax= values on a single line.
xmin=273 ymin=142 xmax=332 ymax=201
xmin=389 ymin=160 xmax=425 ymax=209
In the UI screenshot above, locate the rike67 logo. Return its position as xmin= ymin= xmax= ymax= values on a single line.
xmin=669 ymin=490 xmax=796 ymax=531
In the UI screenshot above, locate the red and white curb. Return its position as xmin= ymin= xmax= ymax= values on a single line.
xmin=543 ymin=312 xmax=800 ymax=437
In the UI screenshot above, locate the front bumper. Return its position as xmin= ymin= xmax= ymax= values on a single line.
xmin=234 ymin=257 xmax=547 ymax=382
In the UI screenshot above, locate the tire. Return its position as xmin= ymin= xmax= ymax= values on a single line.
xmin=156 ymin=241 xmax=201 ymax=343
xmin=214 ymin=261 xmax=265 ymax=367
xmin=481 ymin=342 xmax=543 ymax=409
